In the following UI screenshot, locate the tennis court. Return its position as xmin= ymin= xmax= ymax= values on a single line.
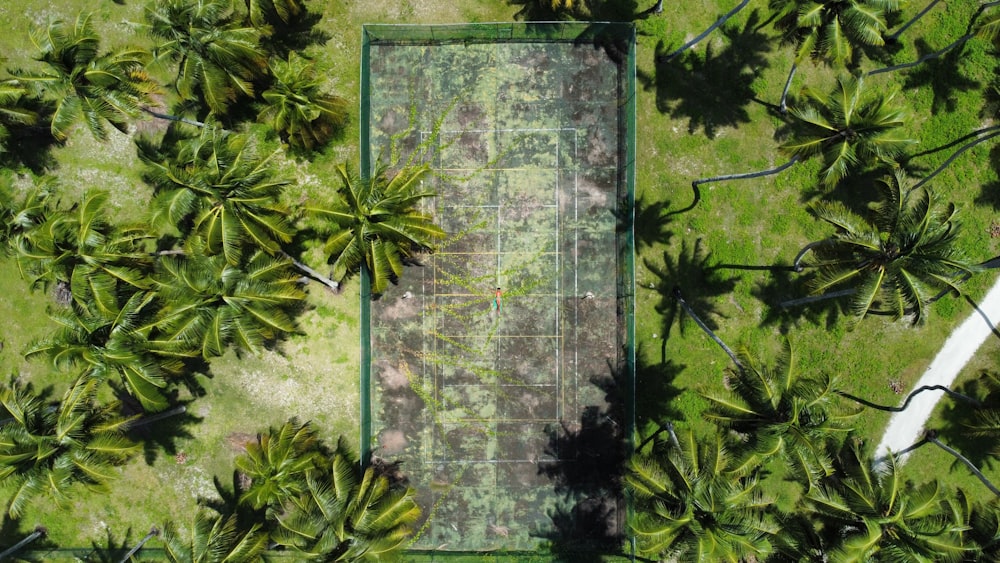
xmin=360 ymin=23 xmax=636 ymax=554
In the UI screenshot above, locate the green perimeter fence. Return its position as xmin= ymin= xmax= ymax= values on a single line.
xmin=358 ymin=21 xmax=637 ymax=558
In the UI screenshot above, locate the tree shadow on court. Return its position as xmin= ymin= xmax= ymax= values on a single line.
xmin=643 ymin=238 xmax=738 ymax=362
xmin=646 ymin=10 xmax=773 ymax=139
xmin=535 ymin=359 xmax=631 ymax=559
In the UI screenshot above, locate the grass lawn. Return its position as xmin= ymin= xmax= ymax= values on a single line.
xmin=2 ymin=0 xmax=1000 ymax=554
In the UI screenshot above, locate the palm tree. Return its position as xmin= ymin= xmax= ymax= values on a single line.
xmin=13 ymin=190 xmax=154 ymax=312
xmin=26 ymin=289 xmax=178 ymax=413
xmin=0 ymin=78 xmax=39 ymax=153
xmin=270 ymin=437 xmax=421 ymax=561
xmin=160 ymin=511 xmax=266 ymax=563
xmin=16 ymin=12 xmax=158 ymax=141
xmin=141 ymin=128 xmax=294 ymax=265
xmin=625 ymin=430 xmax=777 ymax=561
xmin=770 ymin=0 xmax=903 ymax=112
xmin=258 ymin=53 xmax=349 ymax=151
xmin=780 ymin=74 xmax=914 ymax=186
xmin=0 ymin=377 xmax=140 ymax=518
xmin=691 ymin=74 xmax=913 ymax=195
xmin=701 ymin=340 xmax=858 ymax=488
xmin=806 ymin=444 xmax=968 ymax=561
xmin=793 ymin=169 xmax=976 ymax=324
xmin=151 ymin=243 xmax=305 ymax=359
xmin=234 ymin=418 xmax=322 ymax=512
xmin=141 ymin=0 xmax=267 ymax=116
xmin=309 ymin=162 xmax=445 ymax=296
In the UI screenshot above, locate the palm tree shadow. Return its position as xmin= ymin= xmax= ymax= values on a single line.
xmin=651 ymin=10 xmax=772 ymax=139
xmin=507 ymin=0 xmax=646 ymax=22
xmin=258 ymin=11 xmax=331 ymax=59
xmin=936 ymin=374 xmax=999 ymax=471
xmin=975 ymin=144 xmax=1000 ymax=209
xmin=753 ymin=266 xmax=846 ymax=331
xmin=643 ymin=238 xmax=738 ymax=362
xmin=632 ymin=192 xmax=673 ymax=250
xmin=901 ymin=38 xmax=980 ymax=115
xmin=0 ymin=101 xmax=58 ymax=174
xmin=534 ymin=358 xmax=635 ymax=559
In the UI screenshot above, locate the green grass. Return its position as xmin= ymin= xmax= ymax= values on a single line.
xmin=3 ymin=0 xmax=1000 ymax=554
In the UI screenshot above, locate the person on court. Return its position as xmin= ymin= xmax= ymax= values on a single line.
xmin=491 ymin=287 xmax=503 ymax=313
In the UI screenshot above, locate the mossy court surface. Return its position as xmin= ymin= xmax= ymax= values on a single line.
xmin=362 ymin=24 xmax=636 ymax=553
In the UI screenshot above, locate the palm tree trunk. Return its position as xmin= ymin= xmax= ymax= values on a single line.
xmin=0 ymin=526 xmax=47 ymax=560
xmin=836 ymin=385 xmax=981 ymax=412
xmin=672 ymin=286 xmax=745 ymax=375
xmin=126 ymin=405 xmax=187 ymax=429
xmin=656 ymin=0 xmax=752 ymax=63
xmin=691 ymin=156 xmax=799 ymax=190
xmin=868 ymin=34 xmax=973 ymax=76
xmin=791 ymin=239 xmax=836 ymax=272
xmin=140 ymin=106 xmax=205 ymax=128
xmin=779 ymin=63 xmax=797 ymax=114
xmin=636 ymin=420 xmax=682 ymax=451
xmin=280 ymin=251 xmax=340 ymax=292
xmin=912 ymin=127 xmax=1000 ymax=189
xmin=885 ymin=0 xmax=943 ymax=42
xmin=925 ymin=431 xmax=1000 ymax=496
xmin=639 ymin=0 xmax=664 ymax=17
xmin=779 ymin=288 xmax=856 ymax=308
xmin=118 ymin=526 xmax=160 ymax=563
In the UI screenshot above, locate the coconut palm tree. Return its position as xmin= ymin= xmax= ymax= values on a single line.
xmin=141 ymin=0 xmax=267 ymax=116
xmin=258 ymin=53 xmax=349 ymax=151
xmin=309 ymin=162 xmax=445 ymax=296
xmin=0 ymin=78 xmax=39 ymax=153
xmin=13 ymin=190 xmax=154 ymax=312
xmin=0 ymin=377 xmax=140 ymax=518
xmin=770 ymin=0 xmax=903 ymax=112
xmin=780 ymin=74 xmax=914 ymax=186
xmin=141 ymin=128 xmax=294 ymax=265
xmin=234 ymin=418 xmax=323 ymax=512
xmin=794 ymin=169 xmax=976 ymax=324
xmin=16 ymin=12 xmax=158 ymax=141
xmin=151 ymin=242 xmax=305 ymax=359
xmin=625 ymin=430 xmax=778 ymax=561
xmin=806 ymin=444 xmax=968 ymax=561
xmin=691 ymin=74 xmax=913 ymax=196
xmin=270 ymin=436 xmax=421 ymax=561
xmin=26 ymin=288 xmax=178 ymax=413
xmin=701 ymin=340 xmax=859 ymax=488
xmin=160 ymin=511 xmax=266 ymax=563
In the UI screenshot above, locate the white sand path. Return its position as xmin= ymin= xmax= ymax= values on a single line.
xmin=875 ymin=277 xmax=1000 ymax=463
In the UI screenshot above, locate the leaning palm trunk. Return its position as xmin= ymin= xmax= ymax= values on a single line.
xmin=778 ymin=63 xmax=797 ymax=114
xmin=837 ymin=385 xmax=981 ymax=412
xmin=118 ymin=526 xmax=160 ymax=563
xmin=657 ymin=0 xmax=752 ymax=62
xmin=281 ymin=251 xmax=340 ymax=291
xmin=912 ymin=126 xmax=1000 ymax=189
xmin=140 ymin=106 xmax=205 ymax=128
xmin=672 ymin=286 xmax=744 ymax=375
xmin=924 ymin=431 xmax=1000 ymax=496
xmin=0 ymin=526 xmax=46 ymax=560
xmin=869 ymin=1 xmax=1000 ymax=76
xmin=679 ymin=156 xmax=800 ymax=214
xmin=885 ymin=0 xmax=943 ymax=42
